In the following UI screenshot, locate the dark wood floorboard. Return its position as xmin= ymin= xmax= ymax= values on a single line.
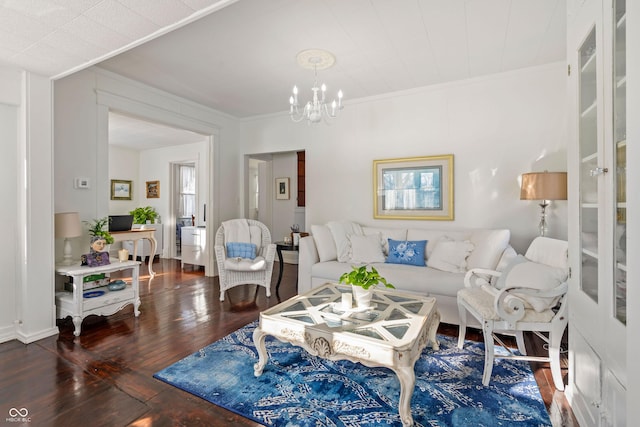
xmin=0 ymin=258 xmax=578 ymax=426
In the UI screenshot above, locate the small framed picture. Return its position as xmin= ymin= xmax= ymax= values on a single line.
xmin=111 ymin=179 xmax=132 ymax=201
xmin=146 ymin=180 xmax=160 ymax=198
xmin=275 ymin=177 xmax=290 ymax=200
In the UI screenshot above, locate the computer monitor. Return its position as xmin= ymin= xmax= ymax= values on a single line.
xmin=108 ymin=215 xmax=133 ymax=232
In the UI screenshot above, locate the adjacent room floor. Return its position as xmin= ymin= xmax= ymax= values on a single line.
xmin=0 ymin=259 xmax=578 ymax=426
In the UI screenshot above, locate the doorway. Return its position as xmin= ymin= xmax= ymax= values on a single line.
xmin=173 ymin=162 xmax=197 ymax=258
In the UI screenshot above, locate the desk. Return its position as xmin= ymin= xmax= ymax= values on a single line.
xmin=55 ymin=260 xmax=141 ymax=336
xmin=111 ymin=229 xmax=157 ymax=277
xmin=275 ymin=241 xmax=298 ymax=293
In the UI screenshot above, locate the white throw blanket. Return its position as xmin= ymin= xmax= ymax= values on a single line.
xmin=222 ymin=219 xmax=251 ymax=243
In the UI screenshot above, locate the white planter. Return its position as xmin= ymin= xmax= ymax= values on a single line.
xmin=352 ymin=285 xmax=373 ymax=308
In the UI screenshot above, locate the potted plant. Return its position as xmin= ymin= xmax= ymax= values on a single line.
xmin=130 ymin=206 xmax=158 ymax=225
xmin=85 ymin=217 xmax=115 ymax=244
xmin=339 ymin=265 xmax=394 ymax=308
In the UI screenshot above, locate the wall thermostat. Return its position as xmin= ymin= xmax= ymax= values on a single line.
xmin=74 ymin=177 xmax=90 ymax=189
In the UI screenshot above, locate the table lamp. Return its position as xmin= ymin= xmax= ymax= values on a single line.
xmin=520 ymin=171 xmax=567 ymax=237
xmin=55 ymin=212 xmax=83 ymax=265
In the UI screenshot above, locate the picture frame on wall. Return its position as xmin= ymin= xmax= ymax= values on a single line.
xmin=110 ymin=179 xmax=133 ymax=201
xmin=146 ymin=180 xmax=160 ymax=198
xmin=373 ymin=154 xmax=454 ymax=220
xmin=275 ymin=177 xmax=290 ymax=200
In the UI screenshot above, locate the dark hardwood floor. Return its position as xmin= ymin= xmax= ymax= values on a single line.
xmin=0 ymin=259 xmax=578 ymax=426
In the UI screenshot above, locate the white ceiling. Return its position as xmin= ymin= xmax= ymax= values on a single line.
xmin=1 ymin=0 xmax=566 ymax=142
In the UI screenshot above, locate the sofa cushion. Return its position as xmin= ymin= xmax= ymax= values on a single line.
xmin=349 ymin=234 xmax=385 ymax=263
xmin=224 ymin=256 xmax=266 ymax=271
xmin=362 ymin=227 xmax=407 ymax=255
xmin=226 ymin=242 xmax=257 ymax=259
xmin=499 ymin=256 xmax=567 ymax=312
xmin=428 ymin=237 xmax=474 ymax=273
xmin=466 ymin=229 xmax=511 ymax=271
xmin=311 ymin=224 xmax=337 ymax=262
xmin=386 ymin=239 xmax=427 ymax=266
xmin=311 ymin=261 xmax=465 ymax=297
xmin=327 ymin=220 xmax=363 ymax=262
xmin=407 ymin=229 xmax=470 ymax=259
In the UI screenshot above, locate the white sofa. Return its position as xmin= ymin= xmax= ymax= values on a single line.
xmin=298 ymin=221 xmax=515 ymax=325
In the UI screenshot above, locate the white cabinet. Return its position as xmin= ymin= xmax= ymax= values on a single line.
xmin=567 ymin=0 xmax=629 ymax=425
xmin=181 ymin=226 xmax=207 ymax=269
xmin=122 ymin=226 xmax=163 ymax=259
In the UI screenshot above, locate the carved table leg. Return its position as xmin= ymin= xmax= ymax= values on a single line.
xmin=392 ymin=365 xmax=416 ymax=427
xmin=72 ymin=316 xmax=82 ymax=337
xmin=427 ymin=310 xmax=441 ymax=350
xmin=253 ymin=326 xmax=268 ymax=377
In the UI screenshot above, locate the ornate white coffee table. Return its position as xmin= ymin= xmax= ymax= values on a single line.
xmin=253 ymin=282 xmax=440 ymax=427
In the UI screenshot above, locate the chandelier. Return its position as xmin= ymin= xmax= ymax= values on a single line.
xmin=289 ymin=49 xmax=344 ymax=124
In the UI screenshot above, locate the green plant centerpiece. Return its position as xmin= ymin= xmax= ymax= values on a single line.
xmin=130 ymin=206 xmax=158 ymax=224
xmin=85 ymin=217 xmax=115 ymax=245
xmin=339 ymin=265 xmax=394 ymax=308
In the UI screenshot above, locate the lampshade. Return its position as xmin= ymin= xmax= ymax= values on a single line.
xmin=520 ymin=172 xmax=567 ymax=201
xmin=55 ymin=212 xmax=82 ymax=238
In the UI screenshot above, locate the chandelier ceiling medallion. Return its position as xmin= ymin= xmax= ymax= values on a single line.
xmin=289 ymin=49 xmax=344 ymax=124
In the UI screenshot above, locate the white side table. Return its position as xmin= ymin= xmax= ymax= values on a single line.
xmin=55 ymin=260 xmax=141 ymax=336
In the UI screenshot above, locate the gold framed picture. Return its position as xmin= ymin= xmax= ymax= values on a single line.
xmin=111 ymin=179 xmax=133 ymax=201
xmin=373 ymin=154 xmax=454 ymax=220
xmin=146 ymin=180 xmax=160 ymax=198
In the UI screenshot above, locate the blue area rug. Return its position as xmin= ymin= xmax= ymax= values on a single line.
xmin=154 ymin=321 xmax=551 ymax=427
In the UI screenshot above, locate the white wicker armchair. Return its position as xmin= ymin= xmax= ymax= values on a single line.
xmin=214 ymin=219 xmax=276 ymax=302
xmin=457 ymin=236 xmax=569 ymax=390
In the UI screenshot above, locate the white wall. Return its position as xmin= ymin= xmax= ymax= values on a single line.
xmin=239 ymin=63 xmax=568 ymax=253
xmin=55 ymin=67 xmax=241 ymax=276
xmin=0 ymin=103 xmax=18 ymax=342
xmin=138 ymin=141 xmax=210 ymax=257
xmin=271 ymin=152 xmax=298 ymax=242
xmin=0 ymin=66 xmax=57 ymax=344
xmin=109 ymin=145 xmax=140 ymax=215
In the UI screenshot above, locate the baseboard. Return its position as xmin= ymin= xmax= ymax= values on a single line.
xmin=0 ymin=324 xmax=16 ymax=344
xmin=14 ymin=326 xmax=59 ymax=344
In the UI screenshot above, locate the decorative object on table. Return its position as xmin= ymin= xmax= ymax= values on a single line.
xmin=520 ymin=171 xmax=567 ymax=236
xmin=154 ymin=322 xmax=552 ymax=427
xmin=275 ymin=177 xmax=290 ymax=200
xmin=130 ymin=206 xmax=159 ymax=224
xmin=288 ymin=49 xmax=344 ymax=125
xmin=81 ymin=235 xmax=111 ymax=266
xmin=85 ymin=217 xmax=115 ymax=245
xmin=145 ymin=180 xmax=160 ymax=198
xmin=118 ymin=248 xmax=129 ymax=262
xmin=83 ymin=290 xmax=105 ymax=298
xmin=107 ymin=280 xmax=127 ymax=291
xmin=373 ymin=154 xmax=454 ymax=220
xmin=339 ymin=265 xmax=394 ymax=308
xmin=55 ymin=212 xmax=83 ymax=265
xmin=110 ymin=179 xmax=133 ymax=200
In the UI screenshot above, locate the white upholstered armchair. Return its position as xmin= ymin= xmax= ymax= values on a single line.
xmin=214 ymin=219 xmax=276 ymax=302
xmin=457 ymin=236 xmax=569 ymax=390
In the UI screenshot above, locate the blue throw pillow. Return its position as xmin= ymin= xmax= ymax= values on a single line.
xmin=226 ymin=242 xmax=257 ymax=259
xmin=386 ymin=239 xmax=427 ymax=266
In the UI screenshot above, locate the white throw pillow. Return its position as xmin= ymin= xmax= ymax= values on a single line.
xmin=501 ymin=259 xmax=568 ymax=312
xmin=466 ymin=229 xmax=511 ymax=271
xmin=311 ymin=224 xmax=337 ymax=262
xmin=349 ymin=234 xmax=385 ymax=263
xmin=362 ymin=227 xmax=407 ymax=256
xmin=327 ymin=221 xmax=363 ymax=262
xmin=428 ymin=237 xmax=475 ymax=273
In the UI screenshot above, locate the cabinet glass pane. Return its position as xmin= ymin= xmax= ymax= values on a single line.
xmin=579 ymin=28 xmax=599 ymax=303
xmin=613 ymin=0 xmax=626 ymax=324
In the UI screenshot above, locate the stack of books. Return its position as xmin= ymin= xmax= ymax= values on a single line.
xmin=64 ymin=273 xmax=110 ymax=292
